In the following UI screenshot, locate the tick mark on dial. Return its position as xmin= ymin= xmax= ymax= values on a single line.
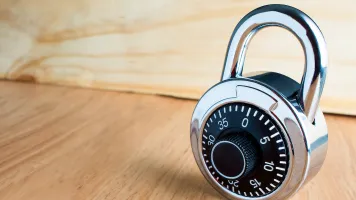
xmin=264 ymin=119 xmax=270 ymax=125
xmin=241 ymin=106 xmax=245 ymax=112
xmin=259 ymin=114 xmax=264 ymax=120
xmin=246 ymin=108 xmax=251 ymax=116
xmin=276 ymin=167 xmax=285 ymax=171
xmin=271 ymin=132 xmax=280 ymax=138
xmin=259 ymin=188 xmax=266 ymax=195
xmin=278 ymin=146 xmax=285 ymax=150
xmin=266 ymin=187 xmax=271 ymax=192
xmin=218 ymin=110 xmax=222 ymax=118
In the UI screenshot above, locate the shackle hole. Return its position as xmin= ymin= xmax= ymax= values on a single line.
xmin=242 ymin=27 xmax=304 ymax=82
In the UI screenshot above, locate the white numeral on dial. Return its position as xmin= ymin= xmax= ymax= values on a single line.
xmin=228 ymin=180 xmax=239 ymax=187
xmin=264 ymin=161 xmax=275 ymax=172
xmin=208 ymin=135 xmax=215 ymax=146
xmin=242 ymin=118 xmax=249 ymax=127
xmin=260 ymin=136 xmax=271 ymax=145
xmin=218 ymin=117 xmax=228 ymax=130
xmin=250 ymin=178 xmax=261 ymax=188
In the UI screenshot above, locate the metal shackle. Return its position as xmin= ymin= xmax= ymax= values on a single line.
xmin=221 ymin=4 xmax=328 ymax=122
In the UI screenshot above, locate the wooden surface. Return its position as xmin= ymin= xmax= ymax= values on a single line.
xmin=0 ymin=0 xmax=356 ymax=115
xmin=0 ymin=81 xmax=355 ymax=200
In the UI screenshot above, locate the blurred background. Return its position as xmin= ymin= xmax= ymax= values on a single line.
xmin=0 ymin=1 xmax=355 ymax=200
xmin=0 ymin=0 xmax=355 ymax=115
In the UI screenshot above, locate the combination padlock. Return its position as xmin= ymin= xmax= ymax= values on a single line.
xmin=190 ymin=4 xmax=328 ymax=200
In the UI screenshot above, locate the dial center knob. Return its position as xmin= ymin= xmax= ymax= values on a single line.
xmin=211 ymin=141 xmax=245 ymax=179
xmin=211 ymin=135 xmax=258 ymax=179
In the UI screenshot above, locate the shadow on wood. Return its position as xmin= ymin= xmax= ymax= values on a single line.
xmin=130 ymin=156 xmax=223 ymax=199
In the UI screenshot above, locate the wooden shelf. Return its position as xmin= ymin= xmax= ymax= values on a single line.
xmin=0 ymin=81 xmax=355 ymax=200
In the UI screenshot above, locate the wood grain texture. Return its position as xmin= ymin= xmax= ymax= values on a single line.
xmin=0 ymin=81 xmax=355 ymax=200
xmin=0 ymin=0 xmax=355 ymax=115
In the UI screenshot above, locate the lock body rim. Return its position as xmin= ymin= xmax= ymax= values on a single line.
xmin=190 ymin=78 xmax=328 ymax=200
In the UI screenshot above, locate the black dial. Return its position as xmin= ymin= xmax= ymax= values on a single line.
xmin=201 ymin=103 xmax=289 ymax=198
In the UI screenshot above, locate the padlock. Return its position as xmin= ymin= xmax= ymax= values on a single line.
xmin=190 ymin=4 xmax=328 ymax=200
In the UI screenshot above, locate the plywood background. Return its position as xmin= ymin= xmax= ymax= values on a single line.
xmin=0 ymin=0 xmax=355 ymax=115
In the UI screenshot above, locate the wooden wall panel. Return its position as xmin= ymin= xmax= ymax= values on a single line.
xmin=0 ymin=0 xmax=355 ymax=115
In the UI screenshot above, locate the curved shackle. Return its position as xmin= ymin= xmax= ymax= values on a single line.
xmin=221 ymin=4 xmax=328 ymax=123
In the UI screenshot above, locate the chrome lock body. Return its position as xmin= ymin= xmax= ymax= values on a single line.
xmin=190 ymin=4 xmax=328 ymax=200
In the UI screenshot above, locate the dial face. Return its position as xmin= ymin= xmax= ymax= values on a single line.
xmin=201 ymin=102 xmax=290 ymax=198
